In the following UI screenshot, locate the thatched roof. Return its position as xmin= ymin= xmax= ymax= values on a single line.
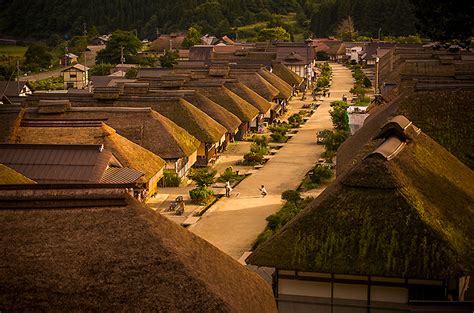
xmin=13 ymin=123 xmax=165 ymax=184
xmin=230 ymin=71 xmax=280 ymax=101
xmin=224 ymin=82 xmax=272 ymax=114
xmin=0 ymin=107 xmax=23 ymax=143
xmin=271 ymin=62 xmax=304 ymax=87
xmin=248 ymin=124 xmax=474 ymax=279
xmin=0 ymin=163 xmax=35 ymax=184
xmin=184 ymin=91 xmax=241 ymax=133
xmin=152 ymin=98 xmax=227 ymax=144
xmin=338 ymin=90 xmax=474 ymax=173
xmin=258 ymin=68 xmax=293 ymax=100
xmin=0 ymin=191 xmax=277 ymax=312
xmin=23 ymin=107 xmax=200 ymax=160
xmin=196 ymin=86 xmax=259 ymax=123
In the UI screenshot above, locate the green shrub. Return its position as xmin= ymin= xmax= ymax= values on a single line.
xmin=363 ymin=76 xmax=372 ymax=87
xmin=288 ymin=113 xmax=303 ymax=127
xmin=162 ymin=170 xmax=181 ymax=187
xmin=217 ymin=166 xmax=245 ymax=183
xmin=243 ymin=152 xmax=264 ymax=165
xmin=187 ymin=167 xmax=216 ymax=188
xmin=270 ymin=132 xmax=288 ymax=143
xmin=282 ymin=190 xmax=302 ymax=203
xmin=189 ymin=187 xmax=214 ymax=204
xmin=311 ymin=165 xmax=334 ymax=184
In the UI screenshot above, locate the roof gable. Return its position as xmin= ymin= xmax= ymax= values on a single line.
xmin=247 ymin=123 xmax=474 ymax=279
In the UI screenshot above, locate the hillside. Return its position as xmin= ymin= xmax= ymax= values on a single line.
xmin=1 ymin=1 xmax=469 ymax=42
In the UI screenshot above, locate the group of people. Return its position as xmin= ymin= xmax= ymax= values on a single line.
xmin=224 ymin=182 xmax=267 ymax=198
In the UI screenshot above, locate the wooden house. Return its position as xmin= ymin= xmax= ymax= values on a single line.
xmin=247 ymin=116 xmax=474 ymax=312
xmin=22 ymin=104 xmax=201 ymax=178
xmin=0 ymin=143 xmax=144 ymax=185
xmin=60 ymin=53 xmax=78 ymax=66
xmin=12 ymin=121 xmax=165 ymax=197
xmin=0 ymin=186 xmax=277 ymax=312
xmin=61 ymin=64 xmax=89 ymax=89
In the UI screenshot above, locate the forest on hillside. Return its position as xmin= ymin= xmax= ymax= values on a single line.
xmin=0 ymin=0 xmax=471 ymax=41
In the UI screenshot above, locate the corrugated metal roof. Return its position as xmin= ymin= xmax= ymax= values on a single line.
xmin=0 ymin=144 xmax=111 ymax=183
xmin=100 ymin=167 xmax=144 ymax=184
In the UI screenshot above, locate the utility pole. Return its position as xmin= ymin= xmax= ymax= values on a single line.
xmin=156 ymin=28 xmax=160 ymax=40
xmin=83 ymin=23 xmax=88 ymax=68
xmin=375 ymin=57 xmax=380 ymax=95
xmin=378 ymin=28 xmax=382 ymax=41
xmin=120 ymin=46 xmax=125 ymax=64
xmin=16 ymin=60 xmax=20 ymax=95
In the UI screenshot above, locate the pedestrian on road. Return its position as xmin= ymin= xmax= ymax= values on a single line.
xmin=327 ymin=91 xmax=331 ymax=97
xmin=259 ymin=185 xmax=267 ymax=197
xmin=225 ymin=181 xmax=232 ymax=197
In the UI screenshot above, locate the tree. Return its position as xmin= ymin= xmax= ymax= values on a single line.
xmin=329 ymin=100 xmax=350 ymax=131
xmin=69 ymin=35 xmax=88 ymax=55
xmin=188 ymin=167 xmax=216 ymax=188
xmin=96 ymin=30 xmax=142 ymax=64
xmin=89 ymin=63 xmax=114 ymax=76
xmin=24 ymin=43 xmax=52 ymax=70
xmin=182 ymin=26 xmax=203 ymax=48
xmin=336 ymin=16 xmax=357 ymax=41
xmin=158 ymin=49 xmax=179 ymax=68
xmin=47 ymin=34 xmax=63 ymax=47
xmin=257 ymin=27 xmax=291 ymax=42
xmin=411 ymin=0 xmax=473 ymax=44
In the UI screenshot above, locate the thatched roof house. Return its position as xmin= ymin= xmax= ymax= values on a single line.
xmin=0 ymin=187 xmax=277 ymax=312
xmin=247 ymin=117 xmax=473 ymax=309
xmin=230 ymin=71 xmax=280 ymax=102
xmin=0 ymin=163 xmax=35 ymax=184
xmin=23 ymin=106 xmax=201 ymax=164
xmin=0 ymin=144 xmax=141 ymax=184
xmin=195 ymin=86 xmax=259 ymax=123
xmin=224 ymin=81 xmax=272 ymax=115
xmin=184 ymin=90 xmax=242 ymax=134
xmin=13 ymin=122 xmax=165 ymax=194
xmin=271 ymin=62 xmax=304 ymax=88
xmin=338 ymin=90 xmax=474 ymax=173
xmin=152 ymin=97 xmax=227 ymax=145
xmin=257 ymin=68 xmax=293 ymax=100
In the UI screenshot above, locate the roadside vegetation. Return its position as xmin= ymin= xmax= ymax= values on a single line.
xmin=253 ymin=190 xmax=313 ymax=249
xmin=348 ymin=64 xmax=372 ymax=106
xmin=187 ymin=167 xmax=216 ymax=205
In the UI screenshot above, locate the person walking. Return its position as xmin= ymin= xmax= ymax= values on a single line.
xmin=259 ymin=185 xmax=267 ymax=197
xmin=225 ymin=181 xmax=232 ymax=197
xmin=327 ymin=91 xmax=331 ymax=97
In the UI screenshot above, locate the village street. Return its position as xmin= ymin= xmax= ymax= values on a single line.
xmin=189 ymin=63 xmax=354 ymax=260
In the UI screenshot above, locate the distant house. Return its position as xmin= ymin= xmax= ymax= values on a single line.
xmin=61 ymin=64 xmax=89 ymax=89
xmin=90 ymin=34 xmax=110 ymax=46
xmin=60 ymin=53 xmax=78 ymax=66
xmin=247 ymin=116 xmax=474 ymax=312
xmin=149 ymin=33 xmax=185 ymax=52
xmin=275 ymin=41 xmax=316 ymax=87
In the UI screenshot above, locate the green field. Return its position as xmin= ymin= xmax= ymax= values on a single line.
xmin=0 ymin=45 xmax=28 ymax=57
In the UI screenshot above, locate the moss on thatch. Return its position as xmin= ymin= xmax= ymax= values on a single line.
xmin=248 ymin=132 xmax=474 ymax=279
xmin=184 ymin=91 xmax=241 ymax=133
xmin=0 ymin=164 xmax=36 ymax=184
xmin=0 ymin=195 xmax=277 ymax=312
xmin=258 ymin=68 xmax=293 ymax=100
xmin=152 ymin=98 xmax=227 ymax=144
xmin=271 ymin=63 xmax=304 ymax=87
xmin=224 ymin=82 xmax=272 ymax=114
xmin=23 ymin=108 xmax=200 ymax=160
xmin=230 ymin=72 xmax=279 ymax=101
xmin=14 ymin=123 xmax=166 ymax=184
xmin=338 ymin=90 xmax=474 ymax=174
xmin=197 ymin=86 xmax=259 ymax=123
